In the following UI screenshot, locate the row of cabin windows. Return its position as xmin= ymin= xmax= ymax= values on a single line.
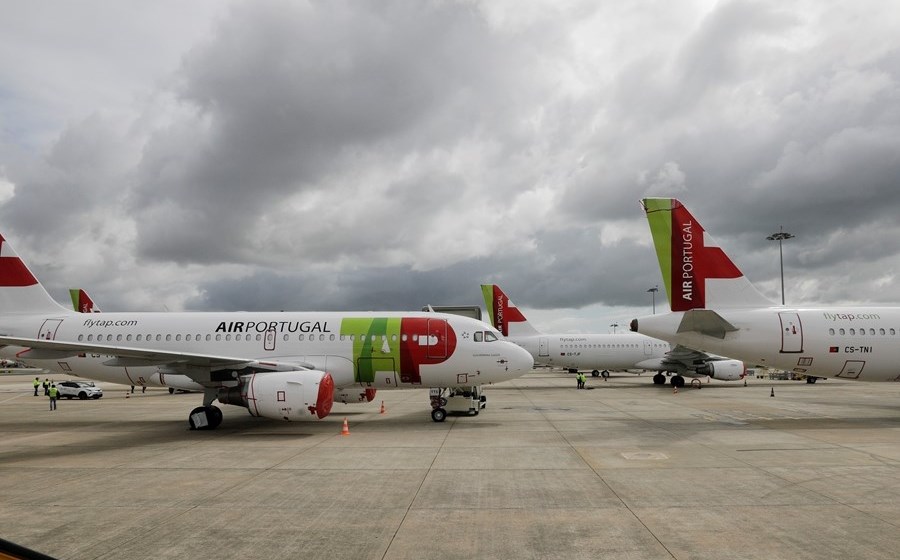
xmin=75 ymin=331 xmax=500 ymax=344
xmin=563 ymin=343 xmax=645 ymax=349
xmin=828 ymin=327 xmax=897 ymax=336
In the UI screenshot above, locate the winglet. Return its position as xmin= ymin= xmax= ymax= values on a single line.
xmin=642 ymin=198 xmax=773 ymax=310
xmin=480 ymin=284 xmax=540 ymax=337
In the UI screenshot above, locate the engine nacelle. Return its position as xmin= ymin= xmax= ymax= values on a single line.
xmin=218 ymin=370 xmax=334 ymax=421
xmin=334 ymin=387 xmax=377 ymax=404
xmin=696 ymin=359 xmax=746 ymax=381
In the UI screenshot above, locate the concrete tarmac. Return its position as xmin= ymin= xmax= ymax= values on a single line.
xmin=3 ymin=371 xmax=900 ymax=559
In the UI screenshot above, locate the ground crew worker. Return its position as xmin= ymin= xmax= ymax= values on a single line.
xmin=42 ymin=378 xmax=49 ymax=396
xmin=48 ymin=383 xmax=58 ymax=411
xmin=579 ymin=373 xmax=587 ymax=389
xmin=33 ymin=377 xmax=40 ymax=396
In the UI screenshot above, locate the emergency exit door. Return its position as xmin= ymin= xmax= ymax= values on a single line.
xmin=778 ymin=312 xmax=803 ymax=353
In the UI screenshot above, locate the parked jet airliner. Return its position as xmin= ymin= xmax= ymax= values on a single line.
xmin=632 ymin=197 xmax=900 ymax=383
xmin=482 ymin=284 xmax=748 ymax=386
xmin=68 ymin=288 xmax=205 ymax=394
xmin=0 ymin=231 xmax=533 ymax=429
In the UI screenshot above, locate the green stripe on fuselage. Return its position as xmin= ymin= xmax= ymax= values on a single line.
xmin=340 ymin=317 xmax=401 ymax=383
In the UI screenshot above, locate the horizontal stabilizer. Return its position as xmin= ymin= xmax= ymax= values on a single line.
xmin=676 ymin=309 xmax=738 ymax=339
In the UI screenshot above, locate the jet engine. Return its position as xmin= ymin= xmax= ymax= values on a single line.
xmin=695 ymin=360 xmax=746 ymax=381
xmin=218 ymin=370 xmax=334 ymax=421
xmin=334 ymin=387 xmax=377 ymax=404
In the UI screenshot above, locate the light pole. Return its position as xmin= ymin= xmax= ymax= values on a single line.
xmin=647 ymin=285 xmax=659 ymax=314
xmin=766 ymin=226 xmax=794 ymax=305
xmin=610 ymin=323 xmax=619 ymax=334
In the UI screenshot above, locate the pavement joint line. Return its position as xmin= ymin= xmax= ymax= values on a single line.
xmin=380 ymin=409 xmax=453 ymax=560
xmin=512 ymin=377 xmax=679 ymax=560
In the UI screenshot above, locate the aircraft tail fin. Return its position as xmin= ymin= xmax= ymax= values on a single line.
xmin=69 ymin=289 xmax=100 ymax=313
xmin=480 ymin=284 xmax=541 ymax=337
xmin=0 ymin=232 xmax=69 ymax=314
xmin=642 ymin=198 xmax=774 ymax=311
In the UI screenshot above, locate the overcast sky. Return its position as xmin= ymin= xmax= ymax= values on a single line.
xmin=2 ymin=0 xmax=899 ymax=333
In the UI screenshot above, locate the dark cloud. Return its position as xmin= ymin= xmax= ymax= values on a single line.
xmin=2 ymin=0 xmax=900 ymax=329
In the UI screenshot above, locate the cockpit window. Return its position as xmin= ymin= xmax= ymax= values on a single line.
xmin=474 ymin=331 xmax=483 ymax=342
xmin=484 ymin=331 xmax=498 ymax=342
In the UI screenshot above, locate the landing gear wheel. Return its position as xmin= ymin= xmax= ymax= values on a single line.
xmin=592 ymin=370 xmax=600 ymax=377
xmin=431 ymin=408 xmax=447 ymax=422
xmin=653 ymin=373 xmax=666 ymax=385
xmin=670 ymin=375 xmax=685 ymax=388
xmin=806 ymin=377 xmax=818 ymax=384
xmin=601 ymin=370 xmax=610 ymax=379
xmin=169 ymin=387 xmax=175 ymax=394
xmin=189 ymin=405 xmax=224 ymax=430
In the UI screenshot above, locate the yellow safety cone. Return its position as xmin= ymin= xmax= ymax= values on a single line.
xmin=341 ymin=417 xmax=350 ymax=436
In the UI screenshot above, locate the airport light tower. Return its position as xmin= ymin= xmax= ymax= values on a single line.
xmin=766 ymin=226 xmax=794 ymax=305
xmin=610 ymin=322 xmax=619 ymax=334
xmin=647 ymin=285 xmax=659 ymax=314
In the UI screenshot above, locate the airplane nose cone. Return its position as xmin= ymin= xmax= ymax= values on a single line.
xmin=507 ymin=343 xmax=534 ymax=373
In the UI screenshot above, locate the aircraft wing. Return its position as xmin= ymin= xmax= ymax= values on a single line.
xmin=635 ymin=344 xmax=717 ymax=373
xmin=0 ymin=335 xmax=313 ymax=383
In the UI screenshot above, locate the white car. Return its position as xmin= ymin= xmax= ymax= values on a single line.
xmin=56 ymin=380 xmax=103 ymax=400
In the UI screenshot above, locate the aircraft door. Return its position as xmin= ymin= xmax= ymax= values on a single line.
xmin=836 ymin=360 xmax=864 ymax=379
xmin=643 ymin=340 xmax=652 ymax=356
xmin=778 ymin=312 xmax=803 ymax=353
xmin=264 ymin=328 xmax=276 ymax=351
xmin=38 ymin=319 xmax=63 ymax=340
xmin=539 ymin=337 xmax=549 ymax=357
xmin=426 ymin=319 xmax=448 ymax=359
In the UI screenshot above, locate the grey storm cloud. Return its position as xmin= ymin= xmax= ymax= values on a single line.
xmin=2 ymin=0 xmax=900 ymax=328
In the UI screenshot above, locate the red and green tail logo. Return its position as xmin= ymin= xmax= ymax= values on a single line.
xmin=480 ymin=284 xmax=527 ymax=336
xmin=643 ymin=198 xmax=742 ymax=312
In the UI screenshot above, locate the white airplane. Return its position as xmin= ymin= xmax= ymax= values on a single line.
xmin=481 ymin=284 xmax=748 ymax=386
xmin=0 ymin=231 xmax=533 ymax=429
xmin=632 ymin=197 xmax=900 ymax=383
xmin=68 ymin=287 xmax=206 ymax=394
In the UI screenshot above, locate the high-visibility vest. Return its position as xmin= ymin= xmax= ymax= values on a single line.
xmin=33 ymin=379 xmax=40 ymax=387
xmin=48 ymin=387 xmax=58 ymax=398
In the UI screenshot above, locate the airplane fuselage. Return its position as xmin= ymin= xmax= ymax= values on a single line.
xmin=0 ymin=310 xmax=530 ymax=389
xmin=635 ymin=307 xmax=900 ymax=381
xmin=507 ymin=332 xmax=671 ymax=371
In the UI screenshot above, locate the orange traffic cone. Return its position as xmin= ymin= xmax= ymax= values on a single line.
xmin=673 ymin=385 xmax=678 ymax=395
xmin=380 ymin=401 xmax=385 ymax=414
xmin=341 ymin=417 xmax=350 ymax=436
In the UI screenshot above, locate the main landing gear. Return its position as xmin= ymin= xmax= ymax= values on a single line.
xmin=429 ymin=387 xmax=486 ymax=422
xmin=189 ymin=405 xmax=223 ymax=430
xmin=189 ymin=389 xmax=223 ymax=430
xmin=652 ymin=372 xmax=685 ymax=388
